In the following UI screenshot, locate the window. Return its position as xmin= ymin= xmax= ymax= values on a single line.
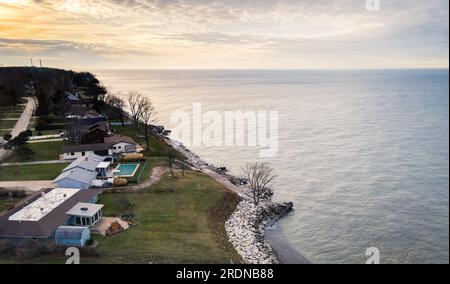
xmin=113 ymin=146 xmax=117 ymax=150
xmin=86 ymin=218 xmax=91 ymax=226
xmin=75 ymin=217 xmax=81 ymax=225
xmin=71 ymin=152 xmax=75 ymax=156
xmin=118 ymin=146 xmax=122 ymax=149
xmin=82 ymin=218 xmax=86 ymax=226
xmin=82 ymin=152 xmax=86 ymax=156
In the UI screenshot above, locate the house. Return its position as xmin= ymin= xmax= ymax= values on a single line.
xmin=104 ymin=135 xmax=139 ymax=155
xmin=80 ymin=121 xmax=110 ymax=144
xmin=62 ymin=153 xmax=112 ymax=174
xmin=54 ymin=168 xmax=99 ymax=190
xmin=55 ymin=226 xmax=90 ymax=247
xmin=67 ymin=121 xmax=110 ymax=144
xmin=62 ymin=143 xmax=111 ymax=159
xmin=62 ymin=134 xmax=140 ymax=160
xmin=65 ymin=92 xmax=80 ymax=102
xmin=66 ymin=203 xmax=104 ymax=227
xmin=0 ymin=188 xmax=101 ymax=242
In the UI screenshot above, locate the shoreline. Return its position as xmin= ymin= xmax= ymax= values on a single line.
xmin=165 ymin=137 xmax=311 ymax=264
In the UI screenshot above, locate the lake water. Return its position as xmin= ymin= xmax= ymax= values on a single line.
xmin=95 ymin=69 xmax=449 ymax=264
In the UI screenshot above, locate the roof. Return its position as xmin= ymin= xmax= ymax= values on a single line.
xmin=62 ymin=143 xmax=111 ymax=153
xmin=0 ymin=188 xmax=101 ymax=238
xmin=54 ymin=168 xmax=98 ymax=185
xmin=97 ymin=161 xmax=111 ymax=169
xmin=8 ymin=189 xmax=80 ymax=222
xmin=63 ymin=134 xmax=137 ymax=153
xmin=66 ymin=202 xmax=104 ymax=217
xmin=55 ymin=226 xmax=88 ymax=240
xmin=104 ymin=134 xmax=136 ymax=145
xmin=63 ymin=153 xmax=107 ymax=172
xmin=87 ymin=121 xmax=109 ymax=133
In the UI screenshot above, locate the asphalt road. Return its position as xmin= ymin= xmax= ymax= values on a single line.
xmin=0 ymin=97 xmax=36 ymax=163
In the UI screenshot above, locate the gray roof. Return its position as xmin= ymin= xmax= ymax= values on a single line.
xmin=63 ymin=153 xmax=106 ymax=172
xmin=55 ymin=226 xmax=88 ymax=240
xmin=0 ymin=189 xmax=100 ymax=238
xmin=66 ymin=203 xmax=104 ymax=217
xmin=54 ymin=168 xmax=98 ymax=185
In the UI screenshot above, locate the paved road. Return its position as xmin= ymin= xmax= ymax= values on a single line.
xmin=0 ymin=160 xmax=67 ymax=166
xmin=11 ymin=97 xmax=36 ymax=138
xmin=0 ymin=97 xmax=36 ymax=163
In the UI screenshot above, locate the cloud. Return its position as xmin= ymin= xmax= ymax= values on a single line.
xmin=0 ymin=0 xmax=448 ymax=68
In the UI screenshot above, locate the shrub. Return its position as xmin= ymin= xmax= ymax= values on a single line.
xmin=0 ymin=240 xmax=14 ymax=255
xmin=122 ymin=153 xmax=144 ymax=162
xmin=113 ymin=178 xmax=128 ymax=186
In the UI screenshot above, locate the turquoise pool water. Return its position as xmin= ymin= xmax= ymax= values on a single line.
xmin=114 ymin=164 xmax=140 ymax=177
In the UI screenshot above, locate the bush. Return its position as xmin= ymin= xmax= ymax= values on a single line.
xmin=113 ymin=178 xmax=128 ymax=186
xmin=122 ymin=153 xmax=144 ymax=162
xmin=15 ymin=240 xmax=43 ymax=259
xmin=0 ymin=240 xmax=15 ymax=255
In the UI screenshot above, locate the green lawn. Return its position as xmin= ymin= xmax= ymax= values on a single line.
xmin=1 ymin=111 xmax=22 ymax=119
xmin=7 ymin=141 xmax=64 ymax=162
xmin=0 ymin=197 xmax=22 ymax=212
xmin=0 ymin=119 xmax=17 ymax=130
xmin=91 ymin=171 xmax=242 ymax=264
xmin=0 ymin=163 xmax=69 ymax=181
xmin=114 ymin=124 xmax=185 ymax=160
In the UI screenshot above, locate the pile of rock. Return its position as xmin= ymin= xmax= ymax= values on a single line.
xmin=225 ymin=200 xmax=279 ymax=264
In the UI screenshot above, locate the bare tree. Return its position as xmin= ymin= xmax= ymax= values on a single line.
xmin=242 ymin=162 xmax=277 ymax=206
xmin=140 ymin=97 xmax=155 ymax=150
xmin=127 ymin=91 xmax=146 ymax=127
xmin=105 ymin=93 xmax=126 ymax=126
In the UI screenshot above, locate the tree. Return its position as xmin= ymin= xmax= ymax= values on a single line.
xmin=8 ymin=129 xmax=32 ymax=148
xmin=242 ymin=162 xmax=277 ymax=206
xmin=2 ymin=134 xmax=12 ymax=141
xmin=105 ymin=93 xmax=126 ymax=126
xmin=127 ymin=91 xmax=146 ymax=127
xmin=140 ymin=97 xmax=155 ymax=150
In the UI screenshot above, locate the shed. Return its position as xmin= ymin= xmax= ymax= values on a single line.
xmin=55 ymin=226 xmax=90 ymax=247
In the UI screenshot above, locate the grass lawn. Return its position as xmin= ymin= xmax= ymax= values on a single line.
xmin=91 ymin=171 xmax=242 ymax=264
xmin=0 ymin=163 xmax=69 ymax=181
xmin=114 ymin=124 xmax=185 ymax=160
xmin=1 ymin=111 xmax=22 ymax=119
xmin=0 ymin=197 xmax=22 ymax=212
xmin=6 ymin=141 xmax=64 ymax=162
xmin=0 ymin=119 xmax=17 ymax=130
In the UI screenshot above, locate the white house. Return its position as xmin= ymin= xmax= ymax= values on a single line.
xmin=62 ymin=134 xmax=139 ymax=160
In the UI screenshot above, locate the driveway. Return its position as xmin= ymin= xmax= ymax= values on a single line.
xmin=0 ymin=180 xmax=55 ymax=192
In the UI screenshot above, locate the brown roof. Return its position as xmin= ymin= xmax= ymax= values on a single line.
xmin=62 ymin=143 xmax=111 ymax=153
xmin=87 ymin=121 xmax=109 ymax=133
xmin=0 ymin=189 xmax=100 ymax=239
xmin=104 ymin=134 xmax=136 ymax=145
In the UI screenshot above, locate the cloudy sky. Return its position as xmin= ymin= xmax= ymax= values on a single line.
xmin=0 ymin=0 xmax=448 ymax=69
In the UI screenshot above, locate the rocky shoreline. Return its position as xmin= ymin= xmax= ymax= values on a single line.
xmin=165 ymin=137 xmax=306 ymax=264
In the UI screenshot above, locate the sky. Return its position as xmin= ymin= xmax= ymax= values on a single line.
xmin=0 ymin=0 xmax=448 ymax=69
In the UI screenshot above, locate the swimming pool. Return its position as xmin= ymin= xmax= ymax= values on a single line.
xmin=114 ymin=164 xmax=140 ymax=177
